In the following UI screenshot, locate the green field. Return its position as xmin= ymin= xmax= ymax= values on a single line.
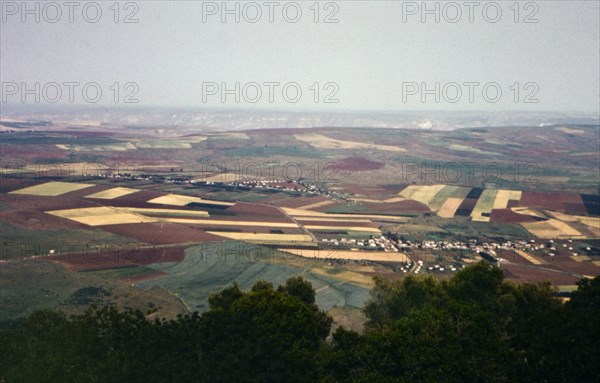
xmin=139 ymin=242 xmax=370 ymax=311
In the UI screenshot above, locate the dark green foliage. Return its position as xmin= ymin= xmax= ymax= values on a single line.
xmin=320 ymin=263 xmax=600 ymax=383
xmin=1 ymin=266 xmax=598 ymax=382
xmin=0 ymin=277 xmax=331 ymax=383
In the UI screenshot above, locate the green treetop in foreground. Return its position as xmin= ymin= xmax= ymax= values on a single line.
xmin=1 ymin=263 xmax=599 ymax=383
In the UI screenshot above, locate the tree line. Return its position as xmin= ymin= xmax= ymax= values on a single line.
xmin=1 ymin=263 xmax=598 ymax=382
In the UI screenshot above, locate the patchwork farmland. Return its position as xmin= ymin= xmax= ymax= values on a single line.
xmin=0 ymin=124 xmax=598 ymax=326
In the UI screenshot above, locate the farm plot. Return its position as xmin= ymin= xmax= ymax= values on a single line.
xmin=148 ymin=194 xmax=234 ymax=207
xmin=101 ymin=222 xmax=225 ymax=245
xmin=166 ymin=218 xmax=298 ymax=228
xmin=47 ymin=206 xmax=159 ymax=226
xmin=437 ymin=198 xmax=465 ymax=218
xmin=134 ymin=136 xmax=206 ymax=149
xmin=492 ymin=190 xmax=522 ymax=209
xmin=50 ymin=246 xmax=186 ymax=272
xmin=282 ymin=208 xmax=409 ymax=223
xmin=518 ymin=192 xmax=587 ymax=214
xmin=427 ymin=185 xmax=471 ymax=212
xmin=304 ymin=225 xmax=381 ymax=234
xmin=295 ymin=216 xmax=372 ymax=223
xmin=280 ymin=248 xmax=409 ymax=262
xmin=85 ymin=187 xmax=140 ymax=199
xmin=296 ymin=200 xmax=337 ymax=210
xmin=513 ymin=249 xmax=544 ymax=265
xmin=521 ymin=219 xmax=585 ymax=239
xmin=206 ymin=232 xmax=313 ymax=243
xmin=119 ymin=208 xmax=210 ymax=218
xmin=471 ymin=189 xmax=498 ymax=222
xmin=9 ymin=181 xmax=94 ymax=196
xmin=56 ymin=142 xmax=136 ymax=151
xmin=294 ymin=133 xmax=405 ymax=152
xmin=490 ymin=208 xmax=544 ymax=224
xmin=138 ymin=243 xmax=370 ymax=311
xmin=502 ymin=263 xmax=581 ymax=285
xmin=399 ymin=184 xmax=446 ymax=207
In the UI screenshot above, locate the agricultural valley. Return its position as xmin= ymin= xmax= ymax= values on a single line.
xmin=1 ymin=117 xmax=598 ymax=328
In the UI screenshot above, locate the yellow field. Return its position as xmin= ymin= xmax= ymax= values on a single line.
xmin=207 ymin=232 xmax=313 ymax=243
xmin=310 ymin=267 xmax=374 ymax=287
xmin=9 ymin=181 xmax=95 ymax=196
xmin=521 ymin=219 xmax=584 ymax=239
xmin=148 ymin=194 xmax=234 ymax=207
xmin=85 ymin=187 xmax=140 ymax=199
xmin=399 ymin=184 xmax=446 ymax=206
xmin=282 ymin=207 xmax=409 ymax=222
xmin=437 ymin=197 xmax=464 ymax=218
xmin=578 ymin=217 xmax=600 ymax=236
xmin=546 ymin=211 xmax=600 ymax=231
xmin=492 ymin=190 xmax=522 ymax=209
xmin=165 ymin=218 xmax=298 ymax=228
xmin=296 ymin=200 xmax=337 ymax=210
xmin=514 ymin=249 xmax=544 ymax=265
xmin=471 ymin=189 xmax=498 ymax=222
xmin=280 ymin=248 xmax=410 ymax=262
xmin=47 ymin=207 xmax=158 ymax=226
xmin=295 ymin=217 xmax=372 ymax=223
xmin=119 ymin=208 xmax=209 ymax=218
xmin=304 ymin=225 xmax=381 ymax=233
xmin=548 ymin=219 xmax=584 ymax=236
xmin=294 ymin=133 xmax=405 ymax=152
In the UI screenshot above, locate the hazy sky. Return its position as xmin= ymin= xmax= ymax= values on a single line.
xmin=1 ymin=0 xmax=599 ymax=113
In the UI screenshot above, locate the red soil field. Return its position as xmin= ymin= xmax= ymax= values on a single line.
xmin=192 ymin=225 xmax=272 ymax=234
xmin=100 ymin=222 xmax=225 ymax=245
xmin=50 ymin=246 xmax=186 ymax=272
xmin=2 ymin=193 xmax=98 ymax=211
xmin=543 ymin=257 xmax=600 ymax=277
xmin=0 ymin=145 xmax=68 ymax=160
xmin=0 ymin=209 xmax=86 ymax=230
xmin=335 ymin=156 xmax=385 ymax=171
xmin=0 ymin=178 xmax=31 ymax=193
xmin=490 ymin=208 xmax=545 ymax=224
xmin=227 ymin=202 xmax=289 ymax=218
xmin=501 ymin=263 xmax=580 ymax=285
xmin=106 ymin=190 xmax=168 ymax=208
xmin=518 ymin=192 xmax=587 ymax=214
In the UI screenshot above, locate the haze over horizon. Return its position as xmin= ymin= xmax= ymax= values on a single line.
xmin=1 ymin=1 xmax=599 ymax=114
